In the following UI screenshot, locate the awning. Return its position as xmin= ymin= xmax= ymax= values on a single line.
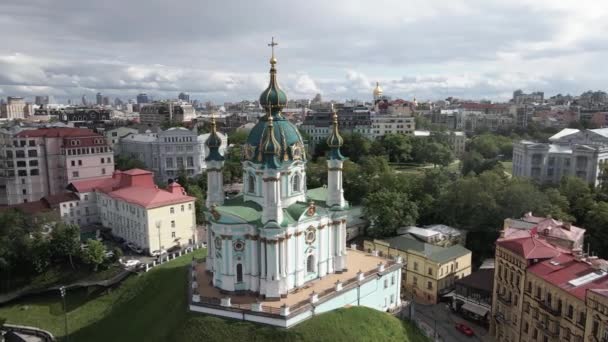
xmin=461 ymin=302 xmax=490 ymax=317
xmin=441 ymin=291 xmax=455 ymax=298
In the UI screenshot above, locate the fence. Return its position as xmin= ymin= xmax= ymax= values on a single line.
xmin=2 ymin=324 xmax=55 ymax=342
xmin=143 ymin=242 xmax=206 ymax=272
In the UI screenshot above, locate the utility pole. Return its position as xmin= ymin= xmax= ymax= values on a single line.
xmin=59 ymin=286 xmax=69 ymax=341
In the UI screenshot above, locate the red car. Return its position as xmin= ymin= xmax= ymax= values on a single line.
xmin=455 ymin=323 xmax=474 ymax=336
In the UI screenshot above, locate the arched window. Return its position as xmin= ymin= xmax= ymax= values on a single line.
xmin=292 ymin=173 xmax=300 ymax=193
xmin=248 ymin=174 xmax=255 ymax=193
xmin=236 ymin=264 xmax=243 ymax=282
xmin=306 ymin=254 xmax=315 ymax=273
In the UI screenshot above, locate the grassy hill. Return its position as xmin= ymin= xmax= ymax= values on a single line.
xmin=0 ymin=250 xmax=427 ymax=342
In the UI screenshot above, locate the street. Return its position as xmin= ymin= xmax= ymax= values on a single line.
xmin=415 ymin=302 xmax=494 ymax=342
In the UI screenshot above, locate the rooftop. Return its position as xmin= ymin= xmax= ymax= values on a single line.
xmin=455 ymin=268 xmax=494 ymax=293
xmin=497 ymin=236 xmax=561 ymax=260
xmin=68 ymin=169 xmax=194 ymax=209
xmin=380 ymin=235 xmax=470 ymax=263
xmin=14 ymin=127 xmax=99 ymax=138
xmin=528 ymin=254 xmax=608 ymax=301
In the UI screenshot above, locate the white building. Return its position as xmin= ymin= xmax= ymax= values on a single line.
xmin=513 ymin=128 xmax=608 ymax=185
xmin=65 ymin=169 xmax=196 ymax=253
xmin=0 ymin=97 xmax=33 ymax=120
xmin=118 ymin=127 xmax=227 ymax=182
xmin=369 ymin=114 xmax=415 ymax=139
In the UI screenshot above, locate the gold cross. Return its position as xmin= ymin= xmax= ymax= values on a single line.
xmin=268 ymin=37 xmax=278 ymax=58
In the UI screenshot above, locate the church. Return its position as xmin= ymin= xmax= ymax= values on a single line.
xmin=203 ymin=40 xmax=350 ymax=299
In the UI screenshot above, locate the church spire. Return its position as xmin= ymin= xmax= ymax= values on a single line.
xmin=259 ymin=37 xmax=287 ymax=118
xmin=205 ymin=114 xmax=224 ymax=162
xmin=327 ymin=104 xmax=345 ymax=160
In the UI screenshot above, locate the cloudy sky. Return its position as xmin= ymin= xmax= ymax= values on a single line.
xmin=0 ymin=0 xmax=607 ymax=103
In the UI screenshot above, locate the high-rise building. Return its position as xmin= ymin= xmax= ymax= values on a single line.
xmin=96 ymin=92 xmax=103 ymax=106
xmin=34 ymin=96 xmax=50 ymax=106
xmin=102 ymin=96 xmax=110 ymax=106
xmin=0 ymin=97 xmax=33 ymax=119
xmin=178 ymin=92 xmax=190 ymax=102
xmin=137 ymin=93 xmax=150 ymax=104
xmin=81 ymin=95 xmax=88 ymax=106
xmin=0 ymin=127 xmax=114 ymax=205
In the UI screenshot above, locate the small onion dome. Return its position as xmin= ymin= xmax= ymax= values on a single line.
xmin=205 ymin=115 xmax=224 ymax=162
xmin=373 ymin=81 xmax=383 ymax=97
xmin=327 ymin=104 xmax=345 ymax=160
xmin=261 ymin=116 xmax=282 ymax=169
xmin=259 ymin=58 xmax=287 ymax=116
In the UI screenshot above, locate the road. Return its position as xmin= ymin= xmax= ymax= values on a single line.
xmin=415 ymin=302 xmax=494 ymax=342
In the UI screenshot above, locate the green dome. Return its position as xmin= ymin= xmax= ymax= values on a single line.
xmin=259 ymin=65 xmax=287 ymax=114
xmin=205 ymin=117 xmax=225 ymax=162
xmin=245 ymin=116 xmax=306 ymax=168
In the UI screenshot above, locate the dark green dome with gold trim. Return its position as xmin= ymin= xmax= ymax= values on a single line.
xmin=242 ymin=39 xmax=306 ymax=169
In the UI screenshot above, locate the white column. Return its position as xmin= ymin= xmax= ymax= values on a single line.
xmin=326 ymin=159 xmax=345 ymax=208
xmin=282 ymin=237 xmax=287 ymax=277
xmin=261 ymin=240 xmax=266 ymax=279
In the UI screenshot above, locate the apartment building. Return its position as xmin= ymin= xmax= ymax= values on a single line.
xmin=66 ymin=169 xmax=196 ymax=253
xmin=0 ymin=97 xmax=33 ymax=120
xmin=369 ymin=114 xmax=415 ymax=139
xmin=138 ymin=101 xmax=196 ymax=126
xmin=491 ymin=214 xmax=608 ymax=342
xmin=364 ymin=234 xmax=471 ymax=304
xmin=118 ymin=127 xmax=227 ymax=182
xmin=0 ymin=127 xmax=113 ymax=205
xmin=513 ymin=128 xmax=608 ymax=186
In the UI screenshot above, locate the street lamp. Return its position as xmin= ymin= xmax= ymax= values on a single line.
xmin=155 ymin=220 xmax=162 ymax=262
xmin=59 ymin=286 xmax=68 ymax=341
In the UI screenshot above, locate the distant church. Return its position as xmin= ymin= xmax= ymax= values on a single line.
xmin=203 ymin=40 xmax=350 ymax=299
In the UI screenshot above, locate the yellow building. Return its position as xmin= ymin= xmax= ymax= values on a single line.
xmin=491 ymin=215 xmax=608 ymax=342
xmin=586 ymin=289 xmax=608 ymax=342
xmin=364 ymin=234 xmax=471 ymax=304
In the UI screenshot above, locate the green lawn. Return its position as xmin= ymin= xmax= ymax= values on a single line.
xmin=0 ymin=249 xmax=428 ymax=342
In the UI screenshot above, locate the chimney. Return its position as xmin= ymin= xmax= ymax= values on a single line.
xmin=524 ymin=211 xmax=532 ymax=218
xmin=563 ymin=222 xmax=571 ymax=231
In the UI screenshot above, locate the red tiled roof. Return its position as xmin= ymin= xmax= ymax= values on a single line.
xmin=497 ymin=236 xmax=561 ymax=260
xmin=107 ymin=185 xmax=194 ymax=209
xmin=528 ymin=254 xmax=608 ymax=300
xmin=68 ymin=170 xmax=194 ymax=209
xmin=14 ymin=127 xmax=97 ymax=138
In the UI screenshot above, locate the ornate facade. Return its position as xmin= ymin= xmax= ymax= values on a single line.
xmin=204 ymin=46 xmax=350 ymax=299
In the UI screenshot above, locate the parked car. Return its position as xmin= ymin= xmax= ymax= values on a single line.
xmin=150 ymin=249 xmax=167 ymax=257
xmin=105 ymin=250 xmax=115 ymax=259
xmin=122 ymin=259 xmax=141 ymax=268
xmin=114 ymin=236 xmax=125 ymax=244
xmin=127 ymin=243 xmax=143 ymax=254
xmin=455 ymin=323 xmax=474 ymax=337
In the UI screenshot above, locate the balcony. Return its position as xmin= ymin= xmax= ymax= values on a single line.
xmin=538 ymin=301 xmax=561 ymax=317
xmin=497 ymin=293 xmax=512 ymax=306
xmin=536 ymin=321 xmax=559 ymax=337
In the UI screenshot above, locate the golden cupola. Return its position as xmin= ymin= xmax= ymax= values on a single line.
xmin=373 ymin=81 xmax=383 ymax=98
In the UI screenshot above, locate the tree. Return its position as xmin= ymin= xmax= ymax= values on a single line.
xmin=364 ymin=191 xmax=418 ymax=238
xmin=228 ymin=131 xmax=248 ymax=145
xmin=341 ymin=133 xmax=371 ymax=162
xmin=115 ymin=154 xmax=147 ymax=171
xmin=559 ymin=176 xmax=595 ymax=223
xmin=50 ymin=224 xmax=81 ymax=269
xmin=379 ymin=134 xmax=412 ymax=163
xmin=81 ymin=239 xmax=106 ymax=271
xmin=584 ymin=202 xmax=608 ymax=258
xmin=426 ymin=142 xmax=453 ymax=167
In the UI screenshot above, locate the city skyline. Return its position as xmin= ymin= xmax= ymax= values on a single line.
xmin=1 ymin=0 xmax=607 ymax=103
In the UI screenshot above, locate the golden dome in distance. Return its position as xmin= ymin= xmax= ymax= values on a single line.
xmin=373 ymin=81 xmax=383 ymax=97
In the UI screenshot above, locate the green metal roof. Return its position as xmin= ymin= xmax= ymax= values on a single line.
xmin=382 ymin=234 xmax=470 ymax=264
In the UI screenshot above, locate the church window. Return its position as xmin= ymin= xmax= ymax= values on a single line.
xmin=292 ymin=173 xmax=300 ymax=193
xmin=248 ymin=174 xmax=255 ymax=193
xmin=214 ymin=237 xmax=222 ymax=250
xmin=233 ymin=240 xmax=245 ymax=252
xmin=236 ymin=264 xmax=243 ymax=282
xmin=306 ymin=255 xmax=315 ymax=273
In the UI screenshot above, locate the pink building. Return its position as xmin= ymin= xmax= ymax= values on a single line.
xmin=0 ymin=127 xmax=114 ymax=205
